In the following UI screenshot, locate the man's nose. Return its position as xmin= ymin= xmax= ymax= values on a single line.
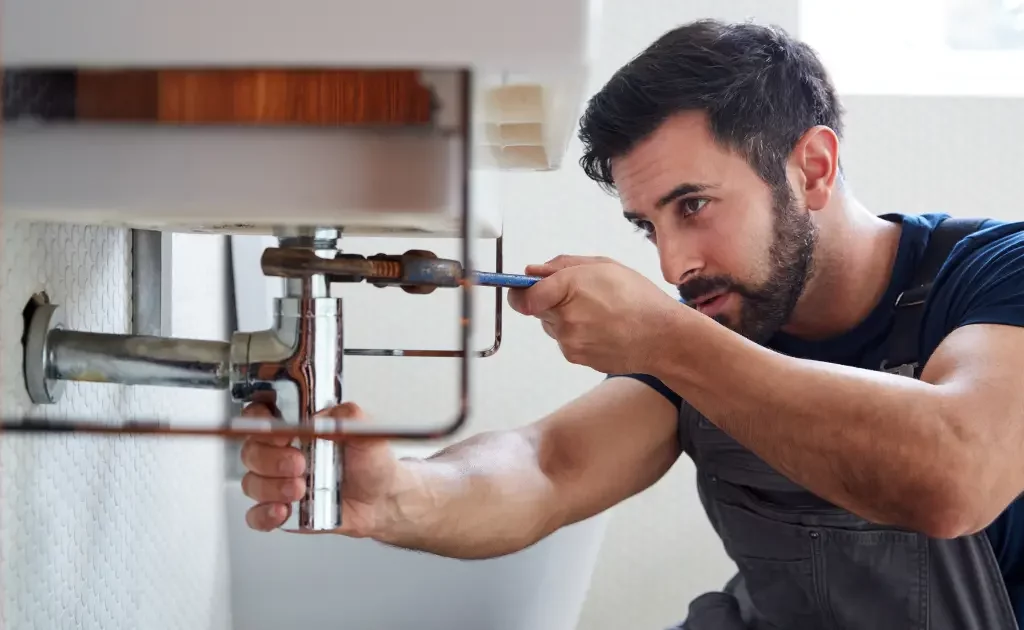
xmin=657 ymin=232 xmax=703 ymax=286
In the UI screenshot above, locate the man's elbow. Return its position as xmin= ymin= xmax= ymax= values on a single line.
xmin=900 ymin=471 xmax=995 ymax=540
xmin=911 ymin=504 xmax=978 ymax=540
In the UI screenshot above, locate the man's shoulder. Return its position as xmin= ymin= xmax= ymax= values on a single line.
xmin=921 ymin=218 xmax=1024 ymax=351
xmin=935 ymin=218 xmax=1024 ymax=285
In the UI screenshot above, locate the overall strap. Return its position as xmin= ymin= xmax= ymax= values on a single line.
xmin=881 ymin=217 xmax=988 ymax=377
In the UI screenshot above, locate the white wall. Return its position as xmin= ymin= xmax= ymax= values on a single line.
xmin=840 ymin=94 xmax=1024 ymax=223
xmin=0 ymin=224 xmax=233 ymax=629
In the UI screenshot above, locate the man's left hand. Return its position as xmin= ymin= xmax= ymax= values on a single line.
xmin=507 ymin=255 xmax=686 ymax=374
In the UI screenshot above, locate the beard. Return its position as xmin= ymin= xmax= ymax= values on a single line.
xmin=677 ymin=187 xmax=817 ymax=344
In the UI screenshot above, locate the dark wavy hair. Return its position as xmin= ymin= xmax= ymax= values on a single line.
xmin=578 ymin=19 xmax=844 ymax=197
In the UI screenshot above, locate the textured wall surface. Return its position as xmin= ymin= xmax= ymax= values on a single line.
xmin=0 ymin=220 xmax=232 ymax=630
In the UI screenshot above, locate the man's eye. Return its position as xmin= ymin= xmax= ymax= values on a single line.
xmin=679 ymin=198 xmax=708 ymax=217
xmin=632 ymin=220 xmax=655 ymax=238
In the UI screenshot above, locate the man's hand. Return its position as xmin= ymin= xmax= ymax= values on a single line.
xmin=239 ymin=402 xmax=402 ymax=537
xmin=507 ymin=255 xmax=686 ymax=374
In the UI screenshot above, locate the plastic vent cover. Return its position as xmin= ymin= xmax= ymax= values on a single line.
xmin=479 ymin=81 xmax=576 ymax=171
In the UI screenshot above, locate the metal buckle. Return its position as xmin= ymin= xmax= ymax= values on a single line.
xmin=880 ymin=360 xmax=918 ymax=378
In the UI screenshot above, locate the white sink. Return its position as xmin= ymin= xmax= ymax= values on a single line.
xmin=223 ymin=445 xmax=609 ymax=630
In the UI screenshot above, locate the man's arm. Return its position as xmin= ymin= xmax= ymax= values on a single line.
xmin=375 ymin=377 xmax=680 ymax=558
xmin=645 ymin=311 xmax=1024 ymax=539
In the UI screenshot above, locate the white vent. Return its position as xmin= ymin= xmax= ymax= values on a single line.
xmin=477 ymin=76 xmax=584 ymax=171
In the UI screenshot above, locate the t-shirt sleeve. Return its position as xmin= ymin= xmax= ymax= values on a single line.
xmin=605 ymin=373 xmax=683 ymax=410
xmin=931 ymin=227 xmax=1024 ymax=336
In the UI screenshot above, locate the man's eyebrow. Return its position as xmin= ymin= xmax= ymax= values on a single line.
xmin=656 ymin=182 xmax=715 ymax=208
xmin=623 ymin=182 xmax=717 ymax=219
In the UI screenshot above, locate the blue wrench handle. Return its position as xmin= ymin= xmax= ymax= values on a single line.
xmin=472 ymin=272 xmax=541 ymax=288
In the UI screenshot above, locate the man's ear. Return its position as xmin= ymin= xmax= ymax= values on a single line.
xmin=789 ymin=125 xmax=840 ymax=212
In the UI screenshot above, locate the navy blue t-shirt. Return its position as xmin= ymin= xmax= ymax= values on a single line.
xmin=624 ymin=213 xmax=1024 ymax=622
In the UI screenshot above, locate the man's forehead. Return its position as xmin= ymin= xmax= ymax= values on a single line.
xmin=612 ymin=115 xmax=727 ymax=202
xmin=610 ymin=114 xmax=753 ymax=213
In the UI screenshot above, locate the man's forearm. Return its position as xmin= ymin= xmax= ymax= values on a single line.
xmin=646 ymin=311 xmax=970 ymax=535
xmin=374 ymin=429 xmax=565 ymax=559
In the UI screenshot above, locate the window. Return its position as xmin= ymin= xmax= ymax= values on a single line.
xmin=799 ymin=0 xmax=1024 ymax=96
xmin=947 ymin=0 xmax=1024 ymax=50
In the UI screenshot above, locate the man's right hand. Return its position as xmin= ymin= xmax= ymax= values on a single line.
xmin=238 ymin=402 xmax=402 ymax=537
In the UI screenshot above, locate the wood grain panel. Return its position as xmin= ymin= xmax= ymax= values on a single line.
xmin=76 ymin=70 xmax=160 ymax=120
xmin=74 ymin=69 xmax=435 ymax=126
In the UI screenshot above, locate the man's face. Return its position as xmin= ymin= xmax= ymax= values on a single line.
xmin=611 ymin=112 xmax=817 ymax=344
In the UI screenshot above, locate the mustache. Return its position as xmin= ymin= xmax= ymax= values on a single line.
xmin=677 ymin=275 xmax=761 ymax=305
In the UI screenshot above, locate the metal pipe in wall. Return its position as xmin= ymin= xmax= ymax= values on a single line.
xmin=47 ymin=329 xmax=232 ymax=390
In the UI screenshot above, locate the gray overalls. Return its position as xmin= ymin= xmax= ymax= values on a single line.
xmin=677 ymin=218 xmax=1020 ymax=630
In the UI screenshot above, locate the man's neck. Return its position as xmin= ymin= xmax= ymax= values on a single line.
xmin=781 ymin=199 xmax=903 ymax=341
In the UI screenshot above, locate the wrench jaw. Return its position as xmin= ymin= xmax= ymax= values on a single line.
xmin=391 ymin=250 xmax=461 ymax=293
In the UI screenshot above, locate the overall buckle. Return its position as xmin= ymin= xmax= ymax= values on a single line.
xmin=880 ymin=360 xmax=918 ymax=378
